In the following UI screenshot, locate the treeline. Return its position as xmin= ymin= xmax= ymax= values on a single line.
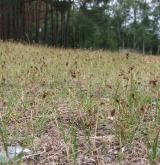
xmin=0 ymin=0 xmax=160 ymax=54
xmin=0 ymin=0 xmax=72 ymax=47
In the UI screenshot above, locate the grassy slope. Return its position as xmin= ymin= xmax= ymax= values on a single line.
xmin=0 ymin=42 xmax=160 ymax=164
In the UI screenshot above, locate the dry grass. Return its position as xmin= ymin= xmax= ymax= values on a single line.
xmin=0 ymin=42 xmax=160 ymax=164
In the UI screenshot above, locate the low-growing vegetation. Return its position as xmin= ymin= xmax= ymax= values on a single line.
xmin=0 ymin=42 xmax=160 ymax=164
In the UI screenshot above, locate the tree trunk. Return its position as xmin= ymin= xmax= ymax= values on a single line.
xmin=20 ymin=0 xmax=26 ymax=40
xmin=158 ymin=45 xmax=160 ymax=55
xmin=35 ymin=2 xmax=41 ymax=43
xmin=133 ymin=33 xmax=136 ymax=50
xmin=51 ymin=6 xmax=56 ymax=46
xmin=122 ymin=40 xmax=125 ymax=50
xmin=1 ymin=4 xmax=5 ymax=40
xmin=56 ymin=11 xmax=58 ymax=45
xmin=12 ymin=5 xmax=17 ymax=40
xmin=61 ymin=11 xmax=65 ymax=47
xmin=16 ymin=1 xmax=21 ymax=40
xmin=7 ymin=6 xmax=11 ymax=39
xmin=64 ymin=8 xmax=70 ymax=48
xmin=25 ymin=2 xmax=31 ymax=40
xmin=43 ymin=3 xmax=49 ymax=43
xmin=142 ymin=41 xmax=145 ymax=55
